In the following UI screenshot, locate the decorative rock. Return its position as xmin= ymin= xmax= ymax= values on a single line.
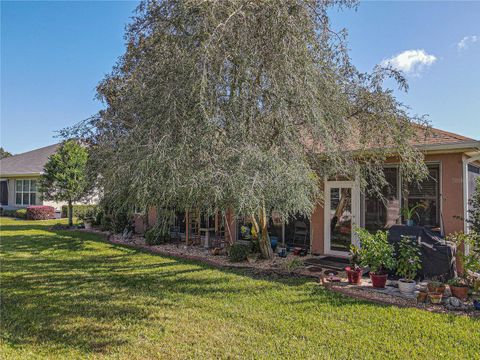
xmin=448 ymin=297 xmax=462 ymax=307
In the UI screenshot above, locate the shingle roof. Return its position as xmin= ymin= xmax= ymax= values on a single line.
xmin=0 ymin=144 xmax=60 ymax=176
xmin=413 ymin=125 xmax=477 ymax=147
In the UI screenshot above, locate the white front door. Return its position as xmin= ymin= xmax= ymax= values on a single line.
xmin=324 ymin=181 xmax=360 ymax=256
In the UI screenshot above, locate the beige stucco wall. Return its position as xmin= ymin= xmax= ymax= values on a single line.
xmin=310 ymin=152 xmax=467 ymax=255
xmin=1 ymin=176 xmax=79 ymax=211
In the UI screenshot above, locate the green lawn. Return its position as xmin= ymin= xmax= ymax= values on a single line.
xmin=1 ymin=218 xmax=479 ymax=359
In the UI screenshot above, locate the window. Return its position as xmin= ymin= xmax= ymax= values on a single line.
xmin=364 ymin=167 xmax=400 ymax=232
xmin=1 ymin=181 xmax=8 ymax=205
xmin=403 ymin=164 xmax=440 ymax=227
xmin=284 ymin=214 xmax=310 ymax=247
xmin=15 ymin=179 xmax=38 ymax=206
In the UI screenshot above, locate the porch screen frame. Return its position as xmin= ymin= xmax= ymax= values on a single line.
xmin=324 ymin=180 xmax=360 ymax=257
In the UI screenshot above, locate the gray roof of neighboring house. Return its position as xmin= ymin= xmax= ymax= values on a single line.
xmin=0 ymin=144 xmax=60 ymax=176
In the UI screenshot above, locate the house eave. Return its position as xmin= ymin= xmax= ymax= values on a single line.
xmin=416 ymin=141 xmax=480 ymax=154
xmin=0 ymin=173 xmax=42 ymax=178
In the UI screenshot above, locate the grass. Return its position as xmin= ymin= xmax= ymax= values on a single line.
xmin=0 ymin=217 xmax=479 ymax=360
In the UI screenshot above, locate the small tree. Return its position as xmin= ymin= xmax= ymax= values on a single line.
xmin=0 ymin=147 xmax=12 ymax=159
xmin=40 ymin=140 xmax=89 ymax=226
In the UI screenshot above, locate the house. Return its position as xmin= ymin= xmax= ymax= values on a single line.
xmin=0 ymin=144 xmax=65 ymax=211
xmin=142 ymin=126 xmax=480 ymax=256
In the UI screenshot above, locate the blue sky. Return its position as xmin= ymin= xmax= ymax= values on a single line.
xmin=2 ymin=1 xmax=479 ymax=154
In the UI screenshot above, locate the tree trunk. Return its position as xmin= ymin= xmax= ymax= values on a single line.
xmin=68 ymin=199 xmax=73 ymax=227
xmin=253 ymin=206 xmax=273 ymax=260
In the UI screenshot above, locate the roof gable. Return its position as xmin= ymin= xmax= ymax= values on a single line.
xmin=413 ymin=125 xmax=476 ymax=146
xmin=0 ymin=144 xmax=60 ymax=176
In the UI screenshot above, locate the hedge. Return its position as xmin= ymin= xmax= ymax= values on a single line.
xmin=1 ymin=209 xmax=17 ymax=217
xmin=26 ymin=206 xmax=55 ymax=220
xmin=15 ymin=209 xmax=27 ymax=219
xmin=61 ymin=205 xmax=98 ymax=219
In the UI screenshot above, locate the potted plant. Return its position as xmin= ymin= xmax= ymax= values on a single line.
xmin=429 ymin=292 xmax=443 ymax=304
xmin=396 ymin=236 xmax=422 ymax=294
xmin=416 ymin=290 xmax=428 ymax=303
xmin=445 ymin=232 xmax=480 ymax=300
xmin=427 ymin=280 xmax=446 ymax=295
xmin=401 ymin=203 xmax=424 ymax=226
xmin=447 ymin=278 xmax=469 ymax=301
xmin=345 ymin=244 xmax=362 ymax=285
xmin=356 ymin=228 xmax=396 ymax=288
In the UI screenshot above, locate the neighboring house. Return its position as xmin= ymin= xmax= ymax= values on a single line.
xmin=0 ymin=144 xmax=66 ymax=211
xmin=142 ymin=126 xmax=480 ymax=257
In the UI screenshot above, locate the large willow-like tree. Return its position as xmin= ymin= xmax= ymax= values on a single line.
xmin=72 ymin=0 xmax=428 ymax=258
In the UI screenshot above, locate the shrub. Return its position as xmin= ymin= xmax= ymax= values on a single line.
xmin=26 ymin=206 xmax=55 ymax=220
xmin=145 ymin=226 xmax=169 ymax=246
xmin=100 ymin=213 xmax=113 ymax=231
xmin=61 ymin=205 xmax=98 ymax=219
xmin=283 ymin=258 xmax=304 ymax=273
xmin=1 ymin=209 xmax=17 ymax=217
xmin=228 ymin=244 xmax=250 ymax=262
xmin=78 ymin=207 xmax=98 ymax=222
xmin=94 ymin=209 xmax=104 ymax=226
xmin=396 ymin=236 xmax=422 ymax=281
xmin=15 ymin=209 xmax=27 ymax=219
xmin=355 ymin=227 xmax=396 ymax=274
xmin=110 ymin=210 xmax=131 ymax=233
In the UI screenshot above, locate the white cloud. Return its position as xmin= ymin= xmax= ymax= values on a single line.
xmin=381 ymin=49 xmax=437 ymax=75
xmin=457 ymin=35 xmax=478 ymax=51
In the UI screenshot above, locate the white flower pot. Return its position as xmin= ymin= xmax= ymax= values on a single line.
xmin=398 ymin=279 xmax=416 ymax=294
xmin=84 ymin=221 xmax=92 ymax=230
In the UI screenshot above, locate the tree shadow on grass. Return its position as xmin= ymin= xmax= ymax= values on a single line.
xmin=0 ymin=225 xmax=424 ymax=355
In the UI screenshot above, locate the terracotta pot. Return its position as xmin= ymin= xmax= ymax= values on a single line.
xmin=345 ymin=267 xmax=362 ymax=285
xmin=370 ymin=273 xmax=388 ymax=288
xmin=429 ymin=292 xmax=443 ymax=304
xmin=449 ymin=285 xmax=469 ymax=301
xmin=416 ymin=291 xmax=428 ymax=303
xmin=427 ymin=283 xmax=446 ymax=295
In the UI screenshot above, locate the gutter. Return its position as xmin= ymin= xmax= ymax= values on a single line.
xmin=0 ymin=173 xmax=43 ymax=178
xmin=417 ymin=141 xmax=480 ymax=154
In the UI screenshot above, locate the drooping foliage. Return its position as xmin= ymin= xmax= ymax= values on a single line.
xmin=468 ymin=177 xmax=480 ymax=233
xmin=65 ymin=0 xmax=428 ymax=257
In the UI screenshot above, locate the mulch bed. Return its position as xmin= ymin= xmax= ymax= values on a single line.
xmin=80 ymin=228 xmax=479 ymax=317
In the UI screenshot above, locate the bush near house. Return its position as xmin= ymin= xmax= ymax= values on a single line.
xmin=14 ymin=209 xmax=27 ymax=219
xmin=26 ymin=206 xmax=55 ymax=220
xmin=0 ymin=209 xmax=16 ymax=217
xmin=61 ymin=204 xmax=97 ymax=219
xmin=228 ymin=244 xmax=250 ymax=262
